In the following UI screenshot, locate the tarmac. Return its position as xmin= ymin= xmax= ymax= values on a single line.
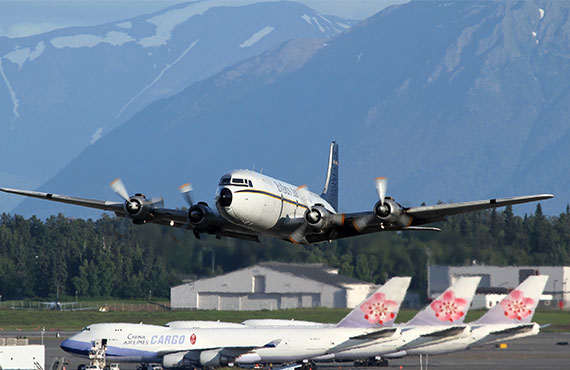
xmin=8 ymin=331 xmax=570 ymax=370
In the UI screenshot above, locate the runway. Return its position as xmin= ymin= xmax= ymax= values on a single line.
xmin=16 ymin=331 xmax=570 ymax=369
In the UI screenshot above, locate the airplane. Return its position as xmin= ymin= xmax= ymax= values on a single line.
xmin=60 ymin=277 xmax=411 ymax=368
xmin=400 ymin=275 xmax=549 ymax=356
xmin=1 ymin=142 xmax=554 ymax=244
xmin=313 ymin=276 xmax=481 ymax=362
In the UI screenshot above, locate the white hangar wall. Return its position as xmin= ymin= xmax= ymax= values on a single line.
xmin=171 ymin=262 xmax=376 ymax=310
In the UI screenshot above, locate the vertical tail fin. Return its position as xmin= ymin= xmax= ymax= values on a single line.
xmin=321 ymin=141 xmax=339 ymax=211
xmin=336 ymin=276 xmax=411 ymax=328
xmin=475 ymin=275 xmax=548 ymax=325
xmin=407 ymin=276 xmax=481 ymax=326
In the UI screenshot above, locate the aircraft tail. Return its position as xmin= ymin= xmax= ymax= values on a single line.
xmin=475 ymin=275 xmax=548 ymax=325
xmin=321 ymin=141 xmax=339 ymax=211
xmin=406 ymin=276 xmax=481 ymax=326
xmin=336 ymin=276 xmax=411 ymax=328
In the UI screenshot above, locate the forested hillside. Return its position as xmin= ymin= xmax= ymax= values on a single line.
xmin=1 ymin=203 xmax=568 ymax=300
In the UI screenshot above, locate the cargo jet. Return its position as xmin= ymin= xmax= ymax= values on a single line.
xmin=1 ymin=142 xmax=553 ymax=244
xmin=60 ymin=277 xmax=411 ymax=368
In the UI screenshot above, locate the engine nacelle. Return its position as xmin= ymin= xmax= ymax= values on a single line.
xmin=199 ymin=349 xmax=234 ymax=367
xmin=187 ymin=202 xmax=214 ymax=229
xmin=123 ymin=194 xmax=151 ymax=224
xmin=374 ymin=198 xmax=412 ymax=227
xmin=163 ymin=351 xmax=193 ymax=368
xmin=304 ymin=205 xmax=343 ymax=231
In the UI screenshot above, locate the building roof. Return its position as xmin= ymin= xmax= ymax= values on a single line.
xmin=259 ymin=261 xmax=371 ymax=288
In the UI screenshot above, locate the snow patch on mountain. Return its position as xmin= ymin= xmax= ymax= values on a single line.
xmin=91 ymin=128 xmax=104 ymax=144
xmin=301 ymin=13 xmax=312 ymax=26
xmin=0 ymin=58 xmax=20 ymax=119
xmin=3 ymin=41 xmax=46 ymax=69
xmin=336 ymin=22 xmax=351 ymax=29
xmin=240 ymin=26 xmax=274 ymax=48
xmin=117 ymin=21 xmax=132 ymax=29
xmin=138 ymin=0 xmax=261 ymax=48
xmin=51 ymin=31 xmax=134 ymax=49
xmin=117 ymin=39 xmax=200 ymax=118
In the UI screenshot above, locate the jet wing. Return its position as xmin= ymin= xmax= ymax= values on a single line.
xmin=406 ymin=194 xmax=554 ymax=225
xmin=399 ymin=325 xmax=469 ymax=350
xmin=488 ymin=324 xmax=535 ymax=337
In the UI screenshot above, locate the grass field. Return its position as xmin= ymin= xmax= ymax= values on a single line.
xmin=0 ymin=307 xmax=568 ymax=332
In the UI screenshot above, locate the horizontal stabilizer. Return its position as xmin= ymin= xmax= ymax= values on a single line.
xmin=489 ymin=324 xmax=535 ymax=336
xmin=420 ymin=326 xmax=467 ymax=338
xmin=402 ymin=226 xmax=441 ymax=232
xmin=350 ymin=327 xmax=399 ymax=340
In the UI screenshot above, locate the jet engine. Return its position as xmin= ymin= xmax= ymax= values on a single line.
xmin=199 ymin=349 xmax=234 ymax=367
xmin=163 ymin=351 xmax=193 ymax=368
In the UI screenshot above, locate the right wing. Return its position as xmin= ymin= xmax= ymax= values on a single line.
xmin=0 ymin=187 xmax=259 ymax=241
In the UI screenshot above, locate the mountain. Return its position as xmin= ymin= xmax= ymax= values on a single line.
xmin=13 ymin=0 xmax=570 ymax=219
xmin=0 ymin=0 xmax=353 ymax=212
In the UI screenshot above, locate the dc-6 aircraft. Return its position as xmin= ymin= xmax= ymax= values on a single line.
xmin=0 ymin=142 xmax=554 ymax=244
xmin=60 ymin=277 xmax=411 ymax=367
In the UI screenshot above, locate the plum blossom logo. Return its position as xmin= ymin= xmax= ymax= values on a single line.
xmin=430 ymin=290 xmax=467 ymax=322
xmin=500 ymin=290 xmax=535 ymax=321
xmin=190 ymin=333 xmax=197 ymax=345
xmin=360 ymin=292 xmax=398 ymax=325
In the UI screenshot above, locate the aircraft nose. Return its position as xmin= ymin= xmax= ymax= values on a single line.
xmin=218 ymin=187 xmax=232 ymax=207
xmin=60 ymin=337 xmax=89 ymax=356
xmin=60 ymin=338 xmax=73 ymax=352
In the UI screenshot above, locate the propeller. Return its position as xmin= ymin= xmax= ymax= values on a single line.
xmin=179 ymin=183 xmax=194 ymax=207
xmin=110 ymin=178 xmax=130 ymax=202
xmin=353 ymin=176 xmax=389 ymax=232
xmin=376 ymin=177 xmax=387 ymax=206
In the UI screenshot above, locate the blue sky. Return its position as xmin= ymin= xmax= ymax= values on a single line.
xmin=0 ymin=0 xmax=408 ymax=38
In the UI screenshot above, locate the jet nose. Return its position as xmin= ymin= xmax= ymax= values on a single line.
xmin=60 ymin=338 xmax=73 ymax=352
xmin=218 ymin=188 xmax=232 ymax=207
xmin=60 ymin=337 xmax=89 ymax=356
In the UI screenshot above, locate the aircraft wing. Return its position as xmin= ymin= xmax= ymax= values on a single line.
xmin=405 ymin=194 xmax=555 ymax=226
xmin=0 ymin=187 xmax=259 ymax=241
xmin=302 ymin=193 xmax=553 ymax=243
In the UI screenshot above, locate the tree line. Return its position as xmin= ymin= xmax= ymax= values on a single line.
xmin=0 ymin=203 xmax=568 ymax=300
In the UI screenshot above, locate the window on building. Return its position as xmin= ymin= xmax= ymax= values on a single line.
xmin=253 ymin=275 xmax=266 ymax=293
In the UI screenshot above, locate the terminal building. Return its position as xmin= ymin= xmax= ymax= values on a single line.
xmin=429 ymin=265 xmax=570 ymax=309
xmin=171 ymin=262 xmax=377 ymax=310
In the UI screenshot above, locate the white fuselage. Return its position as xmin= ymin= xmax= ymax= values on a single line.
xmin=215 ymin=170 xmax=335 ymax=236
xmin=61 ymin=322 xmax=397 ymax=367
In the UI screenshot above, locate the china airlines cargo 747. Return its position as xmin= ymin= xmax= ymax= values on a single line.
xmin=0 ymin=142 xmax=554 ymax=244
xmin=60 ymin=277 xmax=411 ymax=367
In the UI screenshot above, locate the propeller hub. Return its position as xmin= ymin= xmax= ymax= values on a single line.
xmin=189 ymin=207 xmax=205 ymax=223
xmin=305 ymin=209 xmax=321 ymax=224
xmin=125 ymin=198 xmax=142 ymax=215
xmin=218 ymin=188 xmax=233 ymax=207
xmin=376 ymin=203 xmax=391 ymax=218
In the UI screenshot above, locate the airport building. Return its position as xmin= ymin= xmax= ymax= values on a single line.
xmin=171 ymin=262 xmax=377 ymax=310
xmin=429 ymin=265 xmax=570 ymax=309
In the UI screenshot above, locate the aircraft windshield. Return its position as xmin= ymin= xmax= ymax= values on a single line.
xmin=219 ymin=176 xmax=231 ymax=185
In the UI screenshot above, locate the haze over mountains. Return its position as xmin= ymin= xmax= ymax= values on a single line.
xmin=0 ymin=0 xmax=352 ymax=212
xmin=9 ymin=0 xmax=570 ymax=219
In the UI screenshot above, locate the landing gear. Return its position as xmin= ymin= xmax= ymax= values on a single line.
xmin=301 ymin=360 xmax=316 ymax=370
xmin=354 ymin=357 xmax=388 ymax=367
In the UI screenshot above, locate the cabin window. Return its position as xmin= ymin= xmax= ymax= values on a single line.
xmin=219 ymin=176 xmax=231 ymax=185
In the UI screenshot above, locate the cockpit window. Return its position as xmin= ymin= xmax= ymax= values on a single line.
xmin=82 ymin=327 xmax=91 ymax=331
xmin=249 ymin=180 xmax=253 ymax=187
xmin=219 ymin=176 xmax=231 ymax=185
xmin=232 ymin=178 xmax=244 ymax=184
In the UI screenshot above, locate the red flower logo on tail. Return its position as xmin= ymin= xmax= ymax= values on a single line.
xmin=430 ymin=290 xmax=467 ymax=322
xmin=360 ymin=292 xmax=398 ymax=325
xmin=500 ymin=290 xmax=534 ymax=321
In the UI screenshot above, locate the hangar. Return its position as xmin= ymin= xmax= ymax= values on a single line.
xmin=171 ymin=262 xmax=376 ymax=310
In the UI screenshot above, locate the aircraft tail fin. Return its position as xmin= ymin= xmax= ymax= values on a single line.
xmin=321 ymin=141 xmax=339 ymax=211
xmin=407 ymin=276 xmax=481 ymax=326
xmin=475 ymin=275 xmax=548 ymax=325
xmin=336 ymin=276 xmax=411 ymax=328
